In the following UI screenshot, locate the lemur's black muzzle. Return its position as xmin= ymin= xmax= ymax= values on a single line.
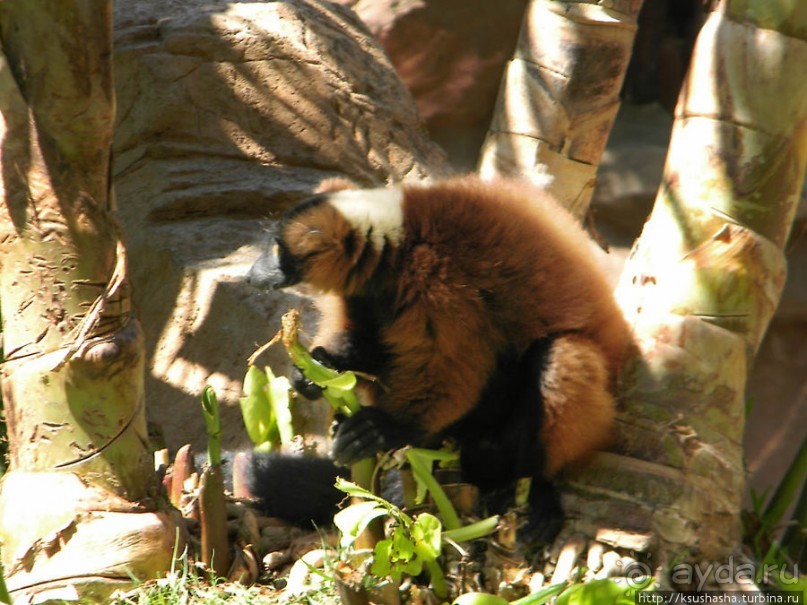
xmin=246 ymin=243 xmax=300 ymax=290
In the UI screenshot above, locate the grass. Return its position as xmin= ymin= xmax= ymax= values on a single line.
xmin=108 ymin=549 xmax=341 ymax=605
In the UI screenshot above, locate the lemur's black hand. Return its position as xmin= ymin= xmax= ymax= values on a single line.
xmin=290 ymin=365 xmax=323 ymax=400
xmin=289 ymin=346 xmax=337 ymax=400
xmin=331 ymin=407 xmax=421 ymax=466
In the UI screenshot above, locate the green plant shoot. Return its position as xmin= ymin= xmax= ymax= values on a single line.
xmin=239 ymin=365 xmax=294 ymax=452
xmin=0 ymin=552 xmax=10 ymax=605
xmin=334 ymin=478 xmax=448 ymax=598
xmin=403 ymin=447 xmax=500 ymax=539
xmin=453 ymin=583 xmax=566 ymax=605
xmin=761 ymin=439 xmax=806 ymax=530
xmin=443 ymin=516 xmax=501 ymax=543
xmin=554 ymin=577 xmax=655 ymax=605
xmin=200 ymin=386 xmax=222 ymax=467
xmin=453 ymin=576 xmax=655 ymax=605
xmin=406 ymin=448 xmax=463 ymax=531
xmin=271 ymin=310 xmax=379 ymax=546
xmin=239 ymin=365 xmax=272 ymax=448
xmin=276 ymin=309 xmax=360 ymax=416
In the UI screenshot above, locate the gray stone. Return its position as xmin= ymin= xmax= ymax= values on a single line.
xmin=333 ymin=0 xmax=528 ymax=171
xmin=112 ymin=0 xmax=448 ymax=451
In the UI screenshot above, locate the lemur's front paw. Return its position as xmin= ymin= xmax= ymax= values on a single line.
xmin=290 ymin=365 xmax=324 ymax=400
xmin=311 ymin=346 xmax=337 ymax=367
xmin=289 ymin=346 xmax=337 ymax=400
xmin=331 ymin=407 xmax=420 ymax=466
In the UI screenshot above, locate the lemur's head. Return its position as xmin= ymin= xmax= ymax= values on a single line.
xmin=246 ymin=187 xmax=405 ymax=295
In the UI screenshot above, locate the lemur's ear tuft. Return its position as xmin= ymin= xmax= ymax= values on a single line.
xmin=315 ymin=177 xmax=359 ymax=194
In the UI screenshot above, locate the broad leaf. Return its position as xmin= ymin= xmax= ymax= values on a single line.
xmin=371 ymin=539 xmax=393 ymax=577
xmin=556 ymin=578 xmax=651 ymax=605
xmin=239 ymin=365 xmax=273 ymax=446
xmin=266 ymin=368 xmax=294 ymax=446
xmin=318 ymin=371 xmax=357 ymax=391
xmin=406 ymin=449 xmax=461 ymax=530
xmin=334 ymin=501 xmax=388 ymax=548
xmin=412 ymin=513 xmax=442 ymax=561
xmin=453 ymin=594 xmax=509 ymax=605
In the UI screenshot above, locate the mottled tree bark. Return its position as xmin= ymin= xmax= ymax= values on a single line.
xmin=478 ymin=0 xmax=645 ymax=217
xmin=0 ymin=2 xmax=178 ymax=601
xmin=563 ymin=0 xmax=807 ymax=582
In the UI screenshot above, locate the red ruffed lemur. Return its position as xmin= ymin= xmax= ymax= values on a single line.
xmin=246 ymin=176 xmax=630 ymax=544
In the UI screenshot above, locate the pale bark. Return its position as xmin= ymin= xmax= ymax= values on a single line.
xmin=478 ymin=0 xmax=645 ymax=217
xmin=0 ymin=2 xmax=178 ymax=601
xmin=564 ymin=0 xmax=807 ymax=578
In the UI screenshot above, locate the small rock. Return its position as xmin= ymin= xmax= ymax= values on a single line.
xmin=286 ymin=549 xmax=330 ymax=595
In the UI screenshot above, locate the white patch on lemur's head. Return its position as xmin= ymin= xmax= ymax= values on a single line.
xmin=327 ymin=187 xmax=405 ymax=249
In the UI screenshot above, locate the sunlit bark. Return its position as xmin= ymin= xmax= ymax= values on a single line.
xmin=0 ymin=2 xmax=178 ymax=601
xmin=478 ymin=0 xmax=645 ymax=217
xmin=565 ymin=0 xmax=807 ymax=579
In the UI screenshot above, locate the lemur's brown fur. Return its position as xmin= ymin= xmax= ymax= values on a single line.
xmin=279 ymin=176 xmax=629 ymax=475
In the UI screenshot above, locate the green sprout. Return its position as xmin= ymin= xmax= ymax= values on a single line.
xmin=200 ymin=386 xmax=222 ymax=467
xmin=239 ymin=365 xmax=294 ymax=452
xmin=275 ymin=309 xmax=361 ymax=417
xmin=452 ymin=576 xmax=655 ymax=605
xmin=334 ymin=478 xmax=449 ymax=599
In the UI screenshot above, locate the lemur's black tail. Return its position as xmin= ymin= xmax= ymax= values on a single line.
xmin=248 ymin=452 xmax=345 ymax=526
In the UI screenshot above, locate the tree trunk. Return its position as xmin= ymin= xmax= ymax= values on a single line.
xmin=478 ymin=0 xmax=645 ymax=217
xmin=0 ymin=2 xmax=178 ymax=602
xmin=563 ymin=0 xmax=807 ymax=581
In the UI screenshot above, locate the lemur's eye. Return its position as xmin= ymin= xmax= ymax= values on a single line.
xmin=343 ymin=230 xmax=357 ymax=257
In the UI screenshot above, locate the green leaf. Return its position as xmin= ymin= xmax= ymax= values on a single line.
xmin=406 ymin=449 xmax=462 ymax=531
xmin=285 ymin=337 xmax=361 ymax=416
xmin=779 ymin=574 xmax=806 ymax=594
xmin=334 ymin=501 xmax=388 ymax=548
xmin=0 ymin=554 xmax=10 ymax=605
xmin=253 ymin=440 xmax=274 ymax=454
xmin=266 ymin=367 xmax=294 ymax=446
xmin=762 ymin=439 xmax=807 ymax=528
xmin=318 ymin=371 xmax=357 ymax=391
xmin=443 ymin=515 xmax=499 ymax=543
xmin=391 ymin=527 xmax=415 ymax=561
xmin=371 ymin=540 xmax=393 ymax=577
xmin=555 ymin=578 xmax=647 ymax=605
xmin=409 ymin=447 xmax=460 ymax=464
xmin=335 ymin=478 xmax=392 ymax=507
xmin=239 ymin=366 xmax=273 ymax=446
xmin=453 ymin=583 xmax=570 ymax=605
xmin=453 ymin=594 xmax=510 ymax=605
xmin=511 ymin=582 xmax=568 ymax=605
xmin=515 ymin=477 xmax=531 ymax=507
xmin=412 ymin=513 xmax=442 ymax=561
xmin=336 ymin=478 xmax=376 ymax=499
xmin=200 ymin=385 xmax=222 ymax=466
xmin=401 ymin=554 xmax=423 ymax=578
xmin=322 ymin=386 xmax=360 ymax=417
xmin=285 ymin=337 xmax=341 ymax=384
xmin=372 ymin=534 xmax=423 ymax=581
xmin=407 ymin=448 xmax=460 ymax=504
xmin=201 ymin=385 xmax=221 ymax=434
